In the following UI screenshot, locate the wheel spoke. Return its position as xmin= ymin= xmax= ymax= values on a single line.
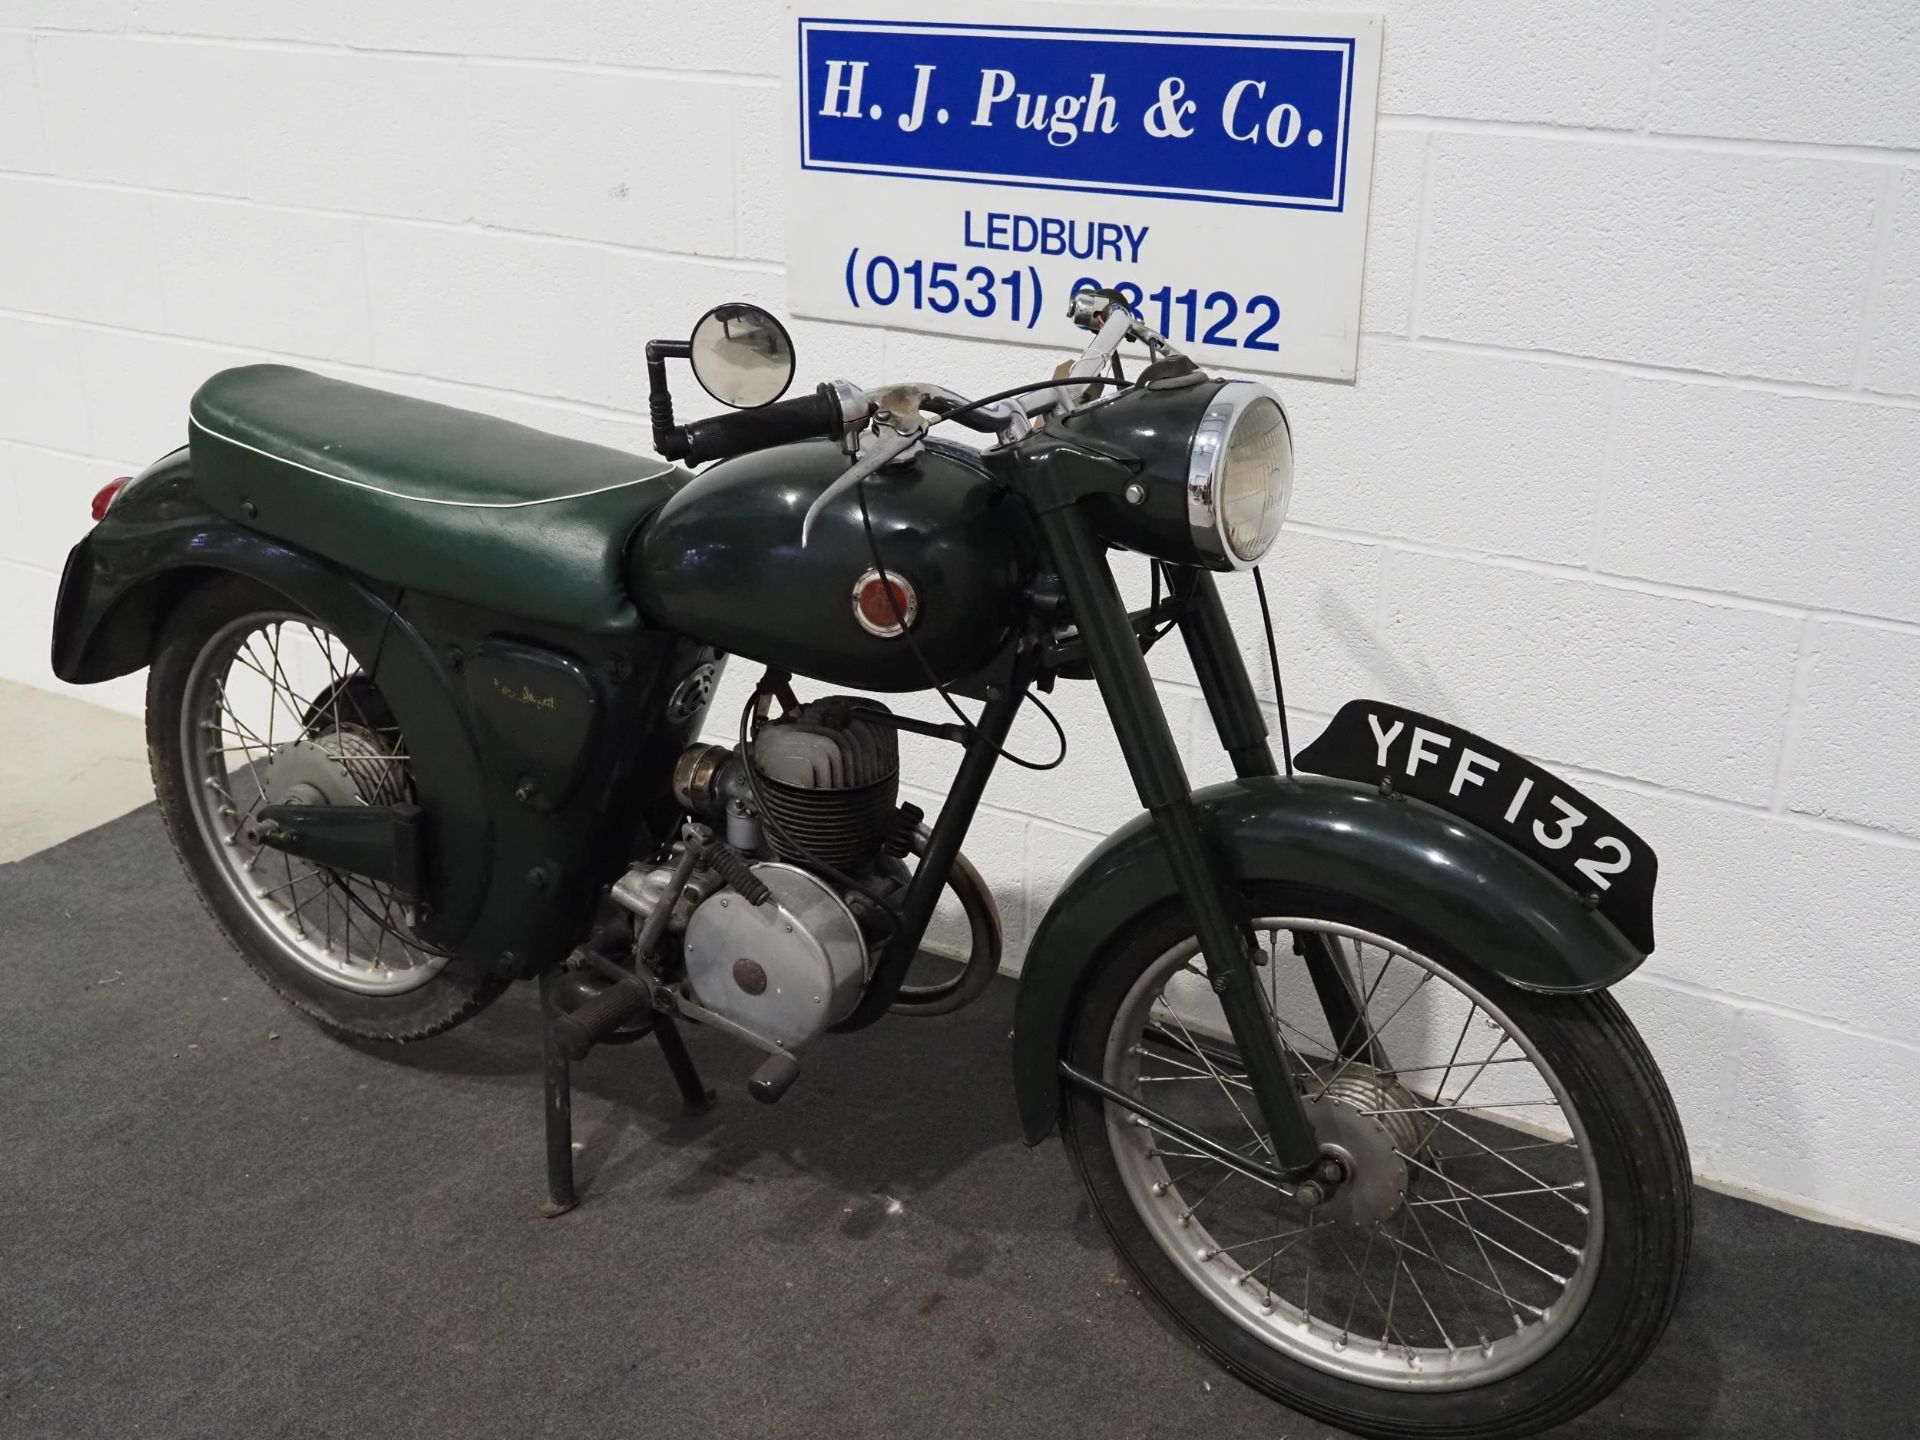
xmin=1209 ymin=1225 xmax=1308 ymax=1258
xmin=1402 ymin=1187 xmax=1491 ymax=1346
xmin=1255 ymin=1229 xmax=1310 ymax=1307
xmin=1427 ymin=1116 xmax=1589 ymax=1213
xmin=1413 ymin=1194 xmax=1571 ymax=1286
xmin=1324 ymin=938 xmax=1391 ymax=1075
xmin=1425 ymin=1153 xmax=1526 ymax=1333
xmin=256 ymin=866 xmax=324 ymax=901
xmin=1364 ymin=1099 xmax=1562 ymax=1117
xmin=1336 ymin=1223 xmax=1382 ymax=1341
xmin=1407 ymin=1033 xmax=1510 ymax=1154
xmin=1379 ymin=1228 xmax=1549 ymax=1318
xmin=1397 ymin=1148 xmax=1579 ymax=1256
xmin=264 ymin=624 xmax=299 ymax=741
xmin=213 ymin=683 xmax=273 ymax=756
xmin=1326 ymin=1230 xmax=1409 ymax=1351
xmin=1162 ymin=1133 xmax=1276 ymax=1191
xmin=1312 ymin=969 xmax=1434 ymax=1100
xmin=1135 ymin=1046 xmax=1254 ymax=1093
xmin=1123 ymin=1114 xmax=1283 ymax=1194
xmin=1378 ymin=1207 xmax=1409 ymax=1346
xmin=1406 ymin=1181 xmax=1585 ymax=1208
xmin=1154 ymin=996 xmax=1271 ymax=1160
xmin=1388 ymin=1217 xmax=1454 ymax=1352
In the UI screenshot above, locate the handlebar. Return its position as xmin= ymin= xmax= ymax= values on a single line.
xmin=666 ymin=293 xmax=1186 ymax=547
xmin=674 ymin=384 xmax=847 ymax=466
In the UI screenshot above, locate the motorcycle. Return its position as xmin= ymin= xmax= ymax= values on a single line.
xmin=50 ymin=289 xmax=1689 ymax=1438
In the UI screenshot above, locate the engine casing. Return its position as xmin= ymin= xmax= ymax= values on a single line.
xmin=682 ymin=862 xmax=867 ymax=1049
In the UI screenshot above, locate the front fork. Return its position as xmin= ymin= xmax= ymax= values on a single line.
xmin=1172 ymin=568 xmax=1384 ymax=1072
xmin=1038 ymin=505 xmax=1326 ymax=1182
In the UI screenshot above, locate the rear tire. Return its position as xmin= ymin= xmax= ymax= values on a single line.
xmin=148 ymin=575 xmax=504 ymax=1042
xmin=1060 ymin=886 xmax=1690 ymax=1439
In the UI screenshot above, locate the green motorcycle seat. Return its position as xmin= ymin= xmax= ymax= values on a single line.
xmin=188 ymin=364 xmax=691 ymax=634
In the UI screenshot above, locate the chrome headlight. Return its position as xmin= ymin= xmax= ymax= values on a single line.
xmin=1186 ymin=381 xmax=1293 ymax=569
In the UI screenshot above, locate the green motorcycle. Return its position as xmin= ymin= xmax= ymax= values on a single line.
xmin=51 ymin=291 xmax=1688 ymax=1438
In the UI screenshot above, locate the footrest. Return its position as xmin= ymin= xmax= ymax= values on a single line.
xmin=551 ymin=977 xmax=654 ymax=1060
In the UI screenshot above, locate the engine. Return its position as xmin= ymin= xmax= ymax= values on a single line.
xmin=674 ymin=695 xmax=901 ymax=869
xmin=621 ymin=697 xmax=907 ymax=1053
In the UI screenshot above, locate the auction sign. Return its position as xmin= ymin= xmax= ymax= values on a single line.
xmin=784 ymin=5 xmax=1384 ymax=381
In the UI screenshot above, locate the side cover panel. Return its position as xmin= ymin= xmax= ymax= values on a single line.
xmin=1010 ymin=774 xmax=1647 ymax=1143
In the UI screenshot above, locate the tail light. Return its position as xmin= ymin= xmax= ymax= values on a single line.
xmin=90 ymin=477 xmax=131 ymax=521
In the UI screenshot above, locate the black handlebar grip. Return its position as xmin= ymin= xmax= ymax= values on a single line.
xmin=680 ymin=384 xmax=845 ymax=466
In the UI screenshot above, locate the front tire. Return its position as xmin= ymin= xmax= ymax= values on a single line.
xmin=148 ymin=575 xmax=504 ymax=1042
xmin=1060 ymin=886 xmax=1690 ymax=1439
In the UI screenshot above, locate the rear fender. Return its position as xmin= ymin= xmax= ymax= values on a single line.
xmin=1010 ymin=775 xmax=1646 ymax=1144
xmin=51 ymin=458 xmax=494 ymax=945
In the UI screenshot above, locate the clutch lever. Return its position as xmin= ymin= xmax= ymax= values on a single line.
xmin=800 ymin=424 xmax=922 ymax=547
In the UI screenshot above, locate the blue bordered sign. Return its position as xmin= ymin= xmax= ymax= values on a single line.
xmin=798 ymin=19 xmax=1359 ymax=212
xmin=783 ymin=4 xmax=1384 ymax=383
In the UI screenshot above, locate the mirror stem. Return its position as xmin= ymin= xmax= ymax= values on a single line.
xmin=647 ymin=338 xmax=693 ymax=460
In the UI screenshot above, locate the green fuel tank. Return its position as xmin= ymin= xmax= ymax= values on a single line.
xmin=630 ymin=438 xmax=1036 ymax=691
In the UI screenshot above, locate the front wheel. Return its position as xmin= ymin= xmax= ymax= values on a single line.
xmin=1060 ymin=888 xmax=1690 ymax=1439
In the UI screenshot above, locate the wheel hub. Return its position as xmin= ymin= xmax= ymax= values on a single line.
xmin=1301 ymin=1067 xmax=1423 ymax=1230
xmin=259 ymin=727 xmax=404 ymax=810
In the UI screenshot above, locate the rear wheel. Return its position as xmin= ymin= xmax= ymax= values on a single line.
xmin=148 ymin=576 xmax=504 ymax=1040
xmin=1060 ymin=887 xmax=1690 ymax=1439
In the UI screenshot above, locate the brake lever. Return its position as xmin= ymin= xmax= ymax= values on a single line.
xmin=1043 ymin=293 xmax=1142 ymax=413
xmin=800 ymin=424 xmax=923 ymax=547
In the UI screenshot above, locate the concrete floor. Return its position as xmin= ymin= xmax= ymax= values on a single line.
xmin=0 ymin=678 xmax=154 ymax=862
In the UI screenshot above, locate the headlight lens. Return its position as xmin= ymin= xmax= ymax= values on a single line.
xmin=1220 ymin=396 xmax=1291 ymax=563
xmin=1187 ymin=382 xmax=1293 ymax=568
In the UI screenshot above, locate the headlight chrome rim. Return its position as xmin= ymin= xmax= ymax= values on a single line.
xmin=1186 ymin=380 xmax=1292 ymax=570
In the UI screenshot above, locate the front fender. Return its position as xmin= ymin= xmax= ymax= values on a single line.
xmin=1010 ymin=775 xmax=1645 ymax=1144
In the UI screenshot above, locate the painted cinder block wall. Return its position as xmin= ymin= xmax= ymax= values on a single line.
xmin=2 ymin=2 xmax=1917 ymax=1234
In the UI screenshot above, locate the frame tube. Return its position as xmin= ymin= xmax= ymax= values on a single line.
xmin=832 ymin=651 xmax=1036 ymax=1031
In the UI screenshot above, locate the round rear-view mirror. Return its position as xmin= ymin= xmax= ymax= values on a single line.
xmin=688 ymin=303 xmax=796 ymax=409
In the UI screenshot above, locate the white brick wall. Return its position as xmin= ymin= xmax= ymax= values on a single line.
xmin=2 ymin=2 xmax=1917 ymax=1235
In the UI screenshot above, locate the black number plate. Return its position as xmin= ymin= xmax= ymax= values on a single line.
xmin=1294 ymin=701 xmax=1657 ymax=954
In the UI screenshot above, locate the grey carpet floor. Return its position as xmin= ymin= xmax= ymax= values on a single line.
xmin=2 ymin=807 xmax=1915 ymax=1439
